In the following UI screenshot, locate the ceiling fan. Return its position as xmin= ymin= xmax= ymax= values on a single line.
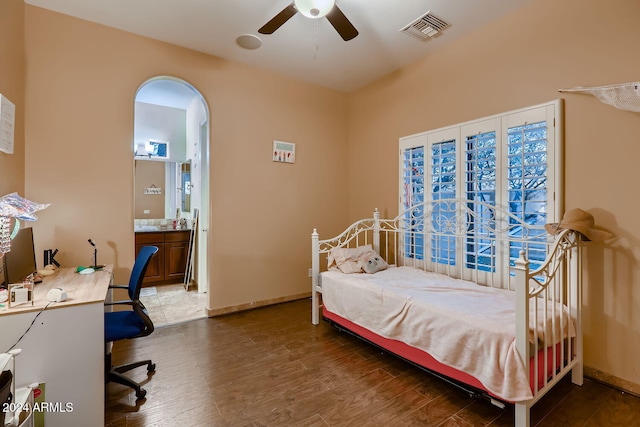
xmin=258 ymin=0 xmax=359 ymax=41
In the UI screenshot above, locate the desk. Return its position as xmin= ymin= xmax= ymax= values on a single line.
xmin=0 ymin=267 xmax=112 ymax=427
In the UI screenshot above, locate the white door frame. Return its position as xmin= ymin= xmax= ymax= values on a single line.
xmin=134 ymin=76 xmax=211 ymax=300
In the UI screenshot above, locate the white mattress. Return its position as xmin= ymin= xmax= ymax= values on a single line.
xmin=320 ymin=266 xmax=575 ymax=401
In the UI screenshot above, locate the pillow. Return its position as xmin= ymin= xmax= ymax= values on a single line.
xmin=358 ymin=251 xmax=389 ymax=274
xmin=328 ymin=245 xmax=373 ymax=274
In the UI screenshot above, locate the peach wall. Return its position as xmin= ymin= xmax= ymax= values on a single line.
xmin=348 ymin=0 xmax=640 ymax=390
xmin=0 ymin=0 xmax=25 ymax=196
xmin=16 ymin=0 xmax=640 ymax=394
xmin=23 ymin=6 xmax=349 ymax=308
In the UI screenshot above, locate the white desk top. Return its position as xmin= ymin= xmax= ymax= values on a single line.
xmin=0 ymin=266 xmax=112 ymax=316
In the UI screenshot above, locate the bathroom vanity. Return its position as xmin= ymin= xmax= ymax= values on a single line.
xmin=135 ymin=229 xmax=190 ymax=285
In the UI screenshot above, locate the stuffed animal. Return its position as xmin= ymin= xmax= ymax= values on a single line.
xmin=358 ymin=251 xmax=388 ymax=274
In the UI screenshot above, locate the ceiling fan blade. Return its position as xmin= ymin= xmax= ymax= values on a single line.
xmin=326 ymin=4 xmax=358 ymax=41
xmin=258 ymin=3 xmax=298 ymax=35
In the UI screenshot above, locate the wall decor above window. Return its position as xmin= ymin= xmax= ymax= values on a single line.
xmin=559 ymin=81 xmax=640 ymax=113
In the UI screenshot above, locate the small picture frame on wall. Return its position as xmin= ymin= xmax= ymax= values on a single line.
xmin=273 ymin=140 xmax=295 ymax=164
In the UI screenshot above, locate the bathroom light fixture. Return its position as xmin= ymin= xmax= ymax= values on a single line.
xmin=144 ymin=142 xmax=154 ymax=157
xmin=294 ymin=0 xmax=335 ymax=18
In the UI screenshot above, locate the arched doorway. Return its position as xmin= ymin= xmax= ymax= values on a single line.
xmin=133 ymin=76 xmax=210 ymax=326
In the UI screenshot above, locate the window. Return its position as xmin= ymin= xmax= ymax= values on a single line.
xmin=134 ymin=140 xmax=169 ymax=159
xmin=399 ymin=100 xmax=562 ymax=278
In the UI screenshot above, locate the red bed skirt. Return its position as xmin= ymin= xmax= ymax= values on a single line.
xmin=323 ymin=307 xmax=561 ymax=403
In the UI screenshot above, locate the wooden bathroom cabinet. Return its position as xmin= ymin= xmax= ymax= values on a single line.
xmin=135 ymin=230 xmax=190 ymax=285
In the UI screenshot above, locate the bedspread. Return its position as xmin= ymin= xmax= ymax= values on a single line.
xmin=320 ymin=266 xmax=575 ymax=401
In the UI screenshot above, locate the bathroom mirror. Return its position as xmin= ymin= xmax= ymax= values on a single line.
xmin=134 ymin=159 xmax=189 ymax=219
xmin=180 ymin=161 xmax=191 ymax=213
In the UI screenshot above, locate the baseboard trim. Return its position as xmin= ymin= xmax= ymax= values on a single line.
xmin=584 ymin=366 xmax=640 ymax=397
xmin=206 ymin=292 xmax=311 ymax=317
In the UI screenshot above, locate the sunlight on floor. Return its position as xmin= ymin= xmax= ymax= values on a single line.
xmin=140 ymin=283 xmax=207 ymax=327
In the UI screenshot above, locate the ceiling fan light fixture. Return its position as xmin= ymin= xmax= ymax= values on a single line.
xmin=294 ymin=0 xmax=335 ymax=19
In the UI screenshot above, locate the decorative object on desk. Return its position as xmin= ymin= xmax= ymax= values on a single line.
xmin=37 ymin=265 xmax=56 ymax=277
xmin=76 ymin=266 xmax=95 ymax=275
xmin=0 ymin=193 xmax=50 ymax=256
xmin=559 ymin=81 xmax=640 ymax=113
xmin=88 ymin=238 xmax=97 ymax=267
xmin=272 ymin=140 xmax=295 ymax=164
xmin=43 ymin=248 xmax=60 ymax=268
xmin=87 ymin=239 xmax=106 ymax=269
xmin=8 ymin=282 xmax=33 ymax=308
xmin=46 ymin=287 xmax=67 ymax=302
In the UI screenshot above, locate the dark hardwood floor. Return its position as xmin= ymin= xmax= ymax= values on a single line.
xmin=105 ymin=299 xmax=640 ymax=426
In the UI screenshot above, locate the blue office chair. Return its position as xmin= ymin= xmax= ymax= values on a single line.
xmin=104 ymin=245 xmax=158 ymax=400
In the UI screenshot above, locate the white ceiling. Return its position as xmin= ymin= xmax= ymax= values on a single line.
xmin=25 ymin=0 xmax=534 ymax=94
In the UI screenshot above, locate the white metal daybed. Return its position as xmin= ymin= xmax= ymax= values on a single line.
xmin=311 ymin=199 xmax=583 ymax=427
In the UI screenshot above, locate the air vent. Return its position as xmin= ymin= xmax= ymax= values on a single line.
xmin=400 ymin=11 xmax=451 ymax=42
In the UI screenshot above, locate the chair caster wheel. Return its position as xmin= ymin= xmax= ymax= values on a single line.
xmin=136 ymin=388 xmax=147 ymax=400
xmin=148 ymin=363 xmax=156 ymax=373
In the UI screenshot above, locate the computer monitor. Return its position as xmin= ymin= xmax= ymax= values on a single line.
xmin=1 ymin=227 xmax=38 ymax=286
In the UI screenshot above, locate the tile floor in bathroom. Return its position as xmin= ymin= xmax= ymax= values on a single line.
xmin=139 ymin=282 xmax=208 ymax=327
